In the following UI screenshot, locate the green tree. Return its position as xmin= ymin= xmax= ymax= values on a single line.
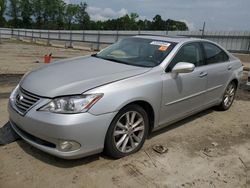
xmin=129 ymin=13 xmax=139 ymax=30
xmin=56 ymin=0 xmax=65 ymax=29
xmin=32 ymin=0 xmax=43 ymax=29
xmin=75 ymin=2 xmax=90 ymax=30
xmin=3 ymin=0 xmax=188 ymax=31
xmin=65 ymin=4 xmax=78 ymax=30
xmin=8 ymin=0 xmax=20 ymax=28
xmin=31 ymin=0 xmax=66 ymax=29
xmin=0 ymin=0 xmax=6 ymax=27
xmin=166 ymin=19 xmax=188 ymax=31
xmin=42 ymin=0 xmax=59 ymax=28
xmin=151 ymin=15 xmax=165 ymax=30
xmin=41 ymin=0 xmax=49 ymax=24
xmin=20 ymin=0 xmax=33 ymax=28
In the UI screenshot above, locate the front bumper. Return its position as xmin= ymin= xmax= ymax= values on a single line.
xmin=8 ymin=101 xmax=116 ymax=159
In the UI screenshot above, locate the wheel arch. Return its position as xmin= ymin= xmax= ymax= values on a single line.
xmin=230 ymin=78 xmax=239 ymax=89
xmin=118 ymin=100 xmax=156 ymax=135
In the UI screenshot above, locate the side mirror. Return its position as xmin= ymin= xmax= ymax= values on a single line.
xmin=172 ymin=62 xmax=195 ymax=74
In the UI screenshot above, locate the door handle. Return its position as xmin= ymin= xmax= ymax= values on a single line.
xmin=199 ymin=72 xmax=208 ymax=78
xmin=228 ymin=65 xmax=232 ymax=70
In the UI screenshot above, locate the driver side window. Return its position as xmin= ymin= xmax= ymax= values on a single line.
xmin=166 ymin=42 xmax=204 ymax=72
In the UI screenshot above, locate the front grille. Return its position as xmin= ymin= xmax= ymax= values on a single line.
xmin=15 ymin=88 xmax=40 ymax=114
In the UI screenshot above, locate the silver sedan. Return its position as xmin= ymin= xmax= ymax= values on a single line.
xmin=8 ymin=36 xmax=243 ymax=159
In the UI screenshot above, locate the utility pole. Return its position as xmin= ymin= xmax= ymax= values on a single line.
xmin=200 ymin=22 xmax=206 ymax=39
xmin=165 ymin=21 xmax=169 ymax=36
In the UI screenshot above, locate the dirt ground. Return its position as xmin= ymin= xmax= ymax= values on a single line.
xmin=0 ymin=40 xmax=250 ymax=188
xmin=0 ymin=39 xmax=90 ymax=74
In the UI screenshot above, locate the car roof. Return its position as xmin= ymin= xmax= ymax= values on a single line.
xmin=133 ymin=35 xmax=202 ymax=43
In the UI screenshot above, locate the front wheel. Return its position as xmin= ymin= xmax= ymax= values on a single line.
xmin=217 ymin=82 xmax=237 ymax=111
xmin=105 ymin=104 xmax=149 ymax=158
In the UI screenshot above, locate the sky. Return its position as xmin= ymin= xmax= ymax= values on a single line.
xmin=65 ymin=0 xmax=250 ymax=31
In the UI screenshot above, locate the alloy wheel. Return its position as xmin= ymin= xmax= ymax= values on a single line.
xmin=223 ymin=83 xmax=236 ymax=108
xmin=113 ymin=111 xmax=145 ymax=153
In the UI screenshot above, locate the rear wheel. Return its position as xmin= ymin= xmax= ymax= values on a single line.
xmin=217 ymin=82 xmax=237 ymax=111
xmin=105 ymin=104 xmax=149 ymax=158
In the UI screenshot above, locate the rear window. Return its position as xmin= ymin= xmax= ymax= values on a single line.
xmin=203 ymin=42 xmax=229 ymax=64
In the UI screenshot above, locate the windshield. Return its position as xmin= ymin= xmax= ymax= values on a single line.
xmin=94 ymin=38 xmax=176 ymax=67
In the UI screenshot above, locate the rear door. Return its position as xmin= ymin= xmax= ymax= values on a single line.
xmin=201 ymin=42 xmax=232 ymax=104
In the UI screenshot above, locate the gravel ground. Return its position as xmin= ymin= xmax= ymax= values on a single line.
xmin=0 ymin=40 xmax=250 ymax=188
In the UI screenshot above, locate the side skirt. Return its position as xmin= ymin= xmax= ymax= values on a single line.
xmin=152 ymin=100 xmax=220 ymax=132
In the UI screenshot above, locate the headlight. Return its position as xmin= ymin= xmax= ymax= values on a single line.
xmin=9 ymin=84 xmax=19 ymax=102
xmin=39 ymin=94 xmax=103 ymax=114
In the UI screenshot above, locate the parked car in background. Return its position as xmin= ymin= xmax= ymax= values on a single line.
xmin=8 ymin=36 xmax=243 ymax=159
xmin=247 ymin=71 xmax=250 ymax=88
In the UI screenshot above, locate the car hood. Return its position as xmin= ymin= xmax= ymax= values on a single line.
xmin=20 ymin=56 xmax=151 ymax=98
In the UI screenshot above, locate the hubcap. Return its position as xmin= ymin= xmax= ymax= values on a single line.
xmin=113 ymin=111 xmax=145 ymax=153
xmin=223 ymin=83 xmax=235 ymax=108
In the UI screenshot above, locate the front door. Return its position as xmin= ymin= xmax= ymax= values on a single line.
xmin=159 ymin=42 xmax=207 ymax=126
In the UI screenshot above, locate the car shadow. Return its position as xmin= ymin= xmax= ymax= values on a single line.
xmin=11 ymin=106 xmax=222 ymax=168
xmin=16 ymin=107 xmax=216 ymax=168
xmin=17 ymin=140 xmax=107 ymax=168
xmin=148 ymin=107 xmax=215 ymax=139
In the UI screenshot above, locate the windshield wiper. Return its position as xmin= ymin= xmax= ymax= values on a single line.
xmin=91 ymin=54 xmax=118 ymax=61
xmin=101 ymin=57 xmax=129 ymax=64
xmin=92 ymin=55 xmax=152 ymax=68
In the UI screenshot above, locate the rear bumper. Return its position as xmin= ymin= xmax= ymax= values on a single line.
xmin=8 ymin=101 xmax=116 ymax=159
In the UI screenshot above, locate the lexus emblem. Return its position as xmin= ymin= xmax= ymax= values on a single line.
xmin=20 ymin=95 xmax=24 ymax=101
xmin=18 ymin=94 xmax=24 ymax=101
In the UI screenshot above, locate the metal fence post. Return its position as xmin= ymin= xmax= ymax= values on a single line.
xmin=82 ymin=30 xmax=85 ymax=42
xmin=59 ymin=30 xmax=61 ymax=40
xmin=69 ymin=30 xmax=73 ymax=48
xmin=240 ymin=31 xmax=246 ymax=52
xmin=0 ymin=30 xmax=2 ymax=44
xmin=47 ymin=30 xmax=50 ymax=46
xmin=17 ymin=29 xmax=20 ymax=40
xmin=31 ymin=30 xmax=34 ymax=42
xmin=97 ymin=30 xmax=100 ymax=51
xmin=115 ymin=30 xmax=119 ymax=42
xmin=11 ymin=28 xmax=14 ymax=38
xmin=248 ymin=38 xmax=250 ymax=52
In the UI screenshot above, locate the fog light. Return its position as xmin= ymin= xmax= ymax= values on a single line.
xmin=58 ymin=140 xmax=81 ymax=152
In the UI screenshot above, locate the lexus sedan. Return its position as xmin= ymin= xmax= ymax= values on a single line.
xmin=8 ymin=36 xmax=243 ymax=159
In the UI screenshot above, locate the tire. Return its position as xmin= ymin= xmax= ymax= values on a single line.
xmin=104 ymin=104 xmax=149 ymax=159
xmin=217 ymin=81 xmax=237 ymax=111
